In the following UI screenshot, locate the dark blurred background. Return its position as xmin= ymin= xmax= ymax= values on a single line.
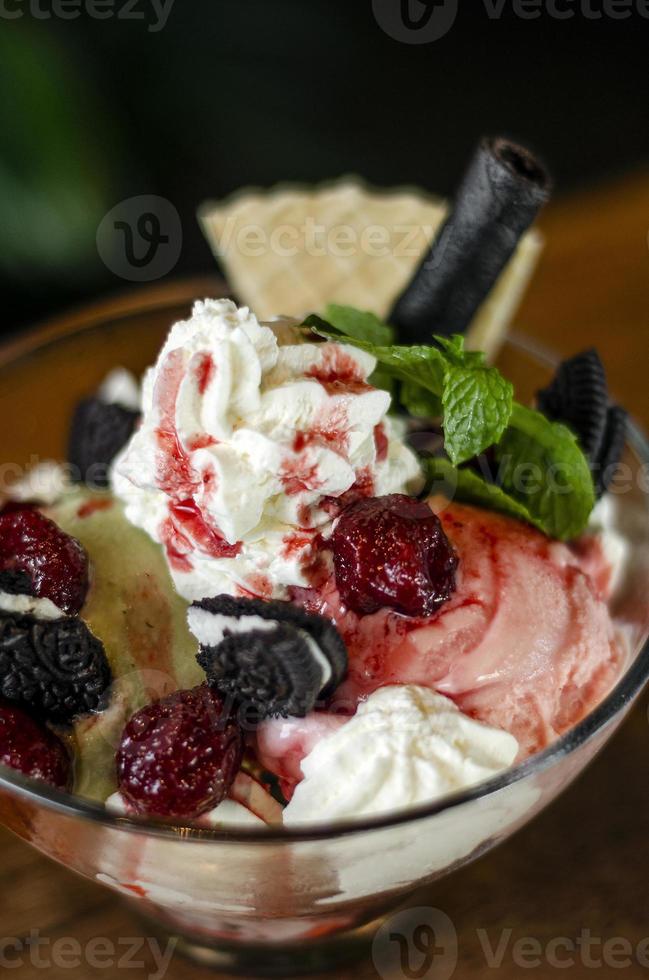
xmin=2 ymin=0 xmax=648 ymax=335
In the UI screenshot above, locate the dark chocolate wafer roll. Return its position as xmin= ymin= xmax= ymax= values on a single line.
xmin=390 ymin=137 xmax=551 ymax=344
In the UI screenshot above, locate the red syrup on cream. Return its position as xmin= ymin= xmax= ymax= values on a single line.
xmin=186 ymin=434 xmax=218 ymax=452
xmin=280 ymin=458 xmax=323 ymax=496
xmin=77 ymin=498 xmax=114 ymax=520
xmin=194 ymin=351 xmax=216 ymax=395
xmin=169 ymin=500 xmax=241 ymax=558
xmin=152 ymin=348 xmax=242 ymax=570
xmin=292 ymin=399 xmax=352 ymax=458
xmin=281 ymin=531 xmax=316 ymax=560
xmin=153 ymin=349 xmax=200 ymax=500
xmin=236 ymin=573 xmax=273 ymax=600
xmin=374 ymin=423 xmax=388 ymax=462
xmin=306 ymin=344 xmax=371 ymax=392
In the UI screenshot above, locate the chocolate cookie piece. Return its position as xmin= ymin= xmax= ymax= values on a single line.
xmin=191 ymin=595 xmax=348 ymax=719
xmin=537 ymin=349 xmax=627 ymax=497
xmin=537 ymin=349 xmax=609 ymax=464
xmin=0 ymin=569 xmax=34 ymax=597
xmin=0 ymin=613 xmax=112 ymax=724
xmin=68 ymin=398 xmax=140 ymax=488
xmin=595 ymin=406 xmax=628 ymax=497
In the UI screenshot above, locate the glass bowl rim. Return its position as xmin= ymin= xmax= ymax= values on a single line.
xmin=0 ymin=309 xmax=648 ymax=844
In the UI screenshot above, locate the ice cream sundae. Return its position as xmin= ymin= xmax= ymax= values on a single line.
xmin=0 ymin=138 xmax=634 ymax=829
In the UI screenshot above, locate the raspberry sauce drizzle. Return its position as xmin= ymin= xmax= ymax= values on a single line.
xmin=153 ymin=348 xmax=242 ymax=568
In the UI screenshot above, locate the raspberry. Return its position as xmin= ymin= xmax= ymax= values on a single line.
xmin=0 ymin=509 xmax=89 ymax=615
xmin=331 ymin=494 xmax=458 ymax=617
xmin=0 ymin=703 xmax=71 ymax=790
xmin=116 ymin=685 xmax=244 ymax=819
xmin=0 ymin=501 xmax=34 ymax=517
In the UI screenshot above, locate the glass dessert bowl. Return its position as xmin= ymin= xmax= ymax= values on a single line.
xmin=0 ymin=285 xmax=648 ymax=976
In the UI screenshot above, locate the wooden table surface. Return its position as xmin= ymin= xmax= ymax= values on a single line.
xmin=2 ymin=172 xmax=649 ymax=979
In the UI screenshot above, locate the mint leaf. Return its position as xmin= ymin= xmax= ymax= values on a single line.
xmin=303 ymin=310 xmax=396 ymax=394
xmin=494 ymin=404 xmax=596 ymax=540
xmin=442 ymin=364 xmax=513 ymax=465
xmin=401 ymin=380 xmax=442 ymax=419
xmin=323 ymin=304 xmax=395 ymax=345
xmin=368 ymin=364 xmax=397 ymax=398
xmin=306 ymin=312 xmax=445 ymax=387
xmin=434 ymin=335 xmax=487 ymax=370
xmin=308 ymin=317 xmax=512 ymax=465
xmin=355 ymin=343 xmax=448 ymax=393
xmin=303 ymin=313 xmax=336 ymax=336
xmin=422 ymin=406 xmax=596 ymax=540
xmin=422 ymin=457 xmax=535 ymax=524
xmin=305 ymin=307 xmax=596 ymax=539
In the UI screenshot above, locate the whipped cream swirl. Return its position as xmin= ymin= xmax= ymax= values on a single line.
xmin=113 ymin=299 xmax=422 ymax=600
xmin=283 ymin=686 xmax=519 ymax=825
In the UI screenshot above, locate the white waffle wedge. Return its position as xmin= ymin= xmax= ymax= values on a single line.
xmin=199 ymin=178 xmax=542 ymax=360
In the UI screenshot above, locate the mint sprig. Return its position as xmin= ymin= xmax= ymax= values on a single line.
xmin=422 ymin=457 xmax=537 ymax=524
xmin=307 ymin=316 xmax=513 ymax=466
xmin=493 ymin=404 xmax=595 ymax=540
xmin=424 ymin=408 xmax=596 ymax=540
xmin=305 ymin=305 xmax=596 ymax=540
xmin=322 ymin=304 xmax=395 ymax=345
xmin=441 ymin=356 xmax=513 ymax=465
xmin=304 ymin=308 xmax=397 ymax=396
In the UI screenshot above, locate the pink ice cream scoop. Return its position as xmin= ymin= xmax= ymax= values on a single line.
xmin=256 ymin=498 xmax=625 ymax=786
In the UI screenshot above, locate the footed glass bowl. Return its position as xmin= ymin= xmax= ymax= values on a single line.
xmin=1 ymin=281 xmax=648 ymax=976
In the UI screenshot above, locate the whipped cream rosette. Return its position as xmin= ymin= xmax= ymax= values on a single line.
xmin=113 ymin=298 xmax=422 ymax=602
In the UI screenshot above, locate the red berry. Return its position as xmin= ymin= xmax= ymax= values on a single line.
xmin=116 ymin=685 xmax=244 ymax=819
xmin=331 ymin=494 xmax=458 ymax=617
xmin=0 ymin=703 xmax=71 ymax=790
xmin=0 ymin=501 xmax=34 ymax=516
xmin=0 ymin=509 xmax=89 ymax=615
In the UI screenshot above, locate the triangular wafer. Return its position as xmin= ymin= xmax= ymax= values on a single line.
xmin=199 ymin=178 xmax=542 ymax=360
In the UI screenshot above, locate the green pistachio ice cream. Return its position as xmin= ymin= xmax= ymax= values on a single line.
xmin=47 ymin=490 xmax=200 ymax=801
